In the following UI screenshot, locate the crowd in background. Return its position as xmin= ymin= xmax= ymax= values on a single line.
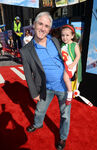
xmin=0 ymin=16 xmax=34 ymax=57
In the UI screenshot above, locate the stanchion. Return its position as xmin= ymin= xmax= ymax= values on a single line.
xmin=73 ymin=90 xmax=93 ymax=107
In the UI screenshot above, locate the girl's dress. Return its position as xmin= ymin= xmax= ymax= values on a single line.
xmin=61 ymin=42 xmax=82 ymax=83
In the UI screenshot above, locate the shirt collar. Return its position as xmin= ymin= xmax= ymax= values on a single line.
xmin=33 ymin=34 xmax=52 ymax=48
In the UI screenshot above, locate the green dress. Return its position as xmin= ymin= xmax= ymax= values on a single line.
xmin=61 ymin=42 xmax=82 ymax=83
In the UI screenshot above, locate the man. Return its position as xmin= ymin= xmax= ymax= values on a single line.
xmin=20 ymin=12 xmax=71 ymax=150
xmin=12 ymin=16 xmax=23 ymax=50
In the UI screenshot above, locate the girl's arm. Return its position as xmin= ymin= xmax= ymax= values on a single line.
xmin=69 ymin=43 xmax=80 ymax=69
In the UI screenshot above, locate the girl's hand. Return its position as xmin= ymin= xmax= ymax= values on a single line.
xmin=68 ymin=63 xmax=74 ymax=69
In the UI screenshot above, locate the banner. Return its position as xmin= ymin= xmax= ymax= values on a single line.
xmin=71 ymin=21 xmax=84 ymax=42
xmin=50 ymin=17 xmax=69 ymax=39
xmin=42 ymin=0 xmax=53 ymax=7
xmin=55 ymin=0 xmax=68 ymax=7
xmin=55 ymin=0 xmax=87 ymax=7
xmin=52 ymin=17 xmax=69 ymax=29
xmin=0 ymin=0 xmax=39 ymax=8
xmin=68 ymin=0 xmax=79 ymax=5
xmin=80 ymin=0 xmax=87 ymax=2
xmin=86 ymin=0 xmax=97 ymax=75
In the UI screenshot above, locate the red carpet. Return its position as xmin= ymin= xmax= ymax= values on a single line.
xmin=0 ymin=65 xmax=97 ymax=150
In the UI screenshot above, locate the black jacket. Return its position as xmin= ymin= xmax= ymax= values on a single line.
xmin=20 ymin=37 xmax=63 ymax=100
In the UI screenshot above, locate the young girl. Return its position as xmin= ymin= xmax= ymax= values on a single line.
xmin=61 ymin=24 xmax=82 ymax=105
xmin=8 ymin=36 xmax=15 ymax=54
xmin=23 ymin=29 xmax=33 ymax=46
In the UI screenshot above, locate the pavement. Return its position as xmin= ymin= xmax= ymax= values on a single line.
xmin=0 ymin=52 xmax=22 ymax=66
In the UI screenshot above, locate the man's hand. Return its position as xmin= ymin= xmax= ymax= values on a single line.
xmin=34 ymin=95 xmax=40 ymax=101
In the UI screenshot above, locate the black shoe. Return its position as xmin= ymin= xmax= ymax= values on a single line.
xmin=26 ymin=125 xmax=43 ymax=132
xmin=56 ymin=140 xmax=66 ymax=150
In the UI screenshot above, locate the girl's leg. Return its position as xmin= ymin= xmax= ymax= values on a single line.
xmin=63 ymin=71 xmax=72 ymax=105
xmin=63 ymin=71 xmax=72 ymax=92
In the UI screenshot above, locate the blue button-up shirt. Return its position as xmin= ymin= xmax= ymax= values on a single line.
xmin=33 ymin=35 xmax=66 ymax=92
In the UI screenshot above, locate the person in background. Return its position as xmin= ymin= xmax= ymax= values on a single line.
xmin=61 ymin=24 xmax=82 ymax=105
xmin=0 ymin=28 xmax=2 ymax=32
xmin=7 ymin=36 xmax=15 ymax=54
xmin=20 ymin=11 xmax=71 ymax=150
xmin=0 ymin=40 xmax=4 ymax=55
xmin=23 ymin=29 xmax=33 ymax=46
xmin=12 ymin=16 xmax=23 ymax=50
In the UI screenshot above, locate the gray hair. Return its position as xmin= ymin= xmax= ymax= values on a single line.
xmin=34 ymin=12 xmax=53 ymax=28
